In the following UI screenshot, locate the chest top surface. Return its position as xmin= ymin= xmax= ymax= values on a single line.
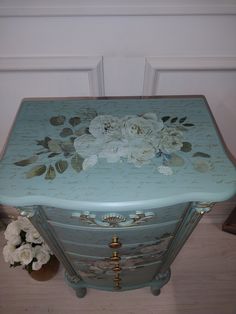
xmin=0 ymin=96 xmax=235 ymax=211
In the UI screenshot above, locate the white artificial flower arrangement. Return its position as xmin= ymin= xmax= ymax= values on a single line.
xmin=3 ymin=216 xmax=53 ymax=273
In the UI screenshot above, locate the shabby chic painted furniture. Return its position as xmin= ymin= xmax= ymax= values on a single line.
xmin=0 ymin=96 xmax=235 ymax=298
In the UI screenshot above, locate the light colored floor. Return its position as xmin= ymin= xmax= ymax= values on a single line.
xmin=0 ymin=209 xmax=236 ymax=314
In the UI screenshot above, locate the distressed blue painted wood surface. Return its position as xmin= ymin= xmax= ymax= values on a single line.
xmin=0 ymin=96 xmax=235 ymax=211
xmin=43 ymin=203 xmax=188 ymax=227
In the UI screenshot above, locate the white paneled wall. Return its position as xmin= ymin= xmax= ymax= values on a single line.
xmin=0 ymin=1 xmax=236 ymax=158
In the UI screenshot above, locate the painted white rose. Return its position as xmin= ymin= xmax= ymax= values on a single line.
xmin=3 ymin=244 xmax=17 ymax=264
xmin=157 ymin=165 xmax=173 ymax=176
xmin=122 ymin=113 xmax=163 ymax=140
xmin=99 ymin=139 xmax=129 ymax=163
xmin=15 ymin=244 xmax=34 ymax=265
xmin=82 ymin=155 xmax=98 ymax=171
xmin=127 ymin=140 xmax=156 ymax=167
xmin=159 ymin=127 xmax=184 ymax=154
xmin=74 ymin=134 xmax=102 ymax=158
xmin=89 ymin=115 xmax=121 ymax=139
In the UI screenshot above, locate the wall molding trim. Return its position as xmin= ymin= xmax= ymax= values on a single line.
xmin=0 ymin=56 xmax=105 ymax=97
xmin=1 ymin=2 xmax=236 ymax=17
xmin=143 ymin=56 xmax=236 ymax=95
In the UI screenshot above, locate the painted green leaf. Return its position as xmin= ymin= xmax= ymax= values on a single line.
xmin=176 ymin=125 xmax=188 ymax=131
xmin=181 ymin=142 xmax=192 ymax=152
xmin=48 ymin=152 xmax=61 ymax=158
xmin=48 ymin=140 xmax=62 ymax=153
xmin=60 ymin=128 xmax=73 ymax=137
xmin=193 ymin=160 xmax=213 ymax=173
xmin=37 ymin=137 xmax=52 ymax=149
xmin=193 ymin=152 xmax=211 ymax=158
xmin=61 ymin=141 xmax=75 ymax=157
xmin=161 ymin=116 xmax=170 ymax=122
xmin=69 ymin=116 xmax=81 ymax=127
xmin=71 ymin=153 xmax=84 ymax=173
xmin=166 ymin=153 xmax=185 ymax=167
xmin=74 ymin=127 xmax=90 ymax=137
xmin=45 ymin=165 xmax=56 ymax=180
xmin=26 ymin=165 xmax=47 ymax=179
xmin=50 ymin=116 xmax=66 ymax=126
xmin=70 ymin=137 xmax=76 ymax=143
xmin=55 ymin=160 xmax=68 ymax=173
xmin=183 ymin=123 xmax=194 ymax=127
xmin=36 ymin=150 xmax=48 ymax=156
xmin=14 ymin=155 xmax=38 ymax=167
xmin=171 ymin=117 xmax=178 ymax=123
xmin=179 ymin=117 xmax=187 ymax=123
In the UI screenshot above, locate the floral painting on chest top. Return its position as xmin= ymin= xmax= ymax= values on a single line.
xmin=14 ymin=107 xmax=212 ymax=180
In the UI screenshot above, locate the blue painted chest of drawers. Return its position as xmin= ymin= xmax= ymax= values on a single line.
xmin=0 ymin=96 xmax=235 ymax=297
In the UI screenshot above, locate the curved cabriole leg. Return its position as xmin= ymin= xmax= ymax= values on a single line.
xmin=76 ymin=287 xmax=87 ymax=298
xmin=151 ymin=287 xmax=161 ymax=296
xmin=64 ymin=272 xmax=86 ymax=298
xmin=150 ymin=268 xmax=171 ymax=296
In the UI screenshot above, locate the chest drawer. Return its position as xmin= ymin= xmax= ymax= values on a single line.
xmin=72 ymin=259 xmax=162 ymax=289
xmin=49 ymin=220 xmax=180 ymax=247
xmin=43 ymin=203 xmax=188 ymax=228
xmin=67 ymin=250 xmax=164 ymax=270
xmin=61 ymin=235 xmax=171 ymax=258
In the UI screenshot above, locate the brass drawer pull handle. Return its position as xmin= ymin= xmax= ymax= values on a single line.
xmin=109 ymin=236 xmax=122 ymax=249
xmin=114 ymin=282 xmax=122 ymax=290
xmin=110 ymin=251 xmax=121 ymax=262
xmin=113 ymin=264 xmax=122 ymax=272
xmin=113 ymin=274 xmax=122 ymax=289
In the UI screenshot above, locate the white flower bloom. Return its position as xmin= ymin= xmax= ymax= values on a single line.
xmin=159 ymin=127 xmax=183 ymax=154
xmin=127 ymin=140 xmax=156 ymax=167
xmin=99 ymin=139 xmax=129 ymax=163
xmin=82 ymin=155 xmax=98 ymax=171
xmin=6 ymin=234 xmax=21 ymax=246
xmin=122 ymin=113 xmax=163 ymax=140
xmin=25 ymin=228 xmax=44 ymax=244
xmin=32 ymin=261 xmax=43 ymax=271
xmin=3 ymin=244 xmax=17 ymax=264
xmin=157 ymin=165 xmax=173 ymax=176
xmin=42 ymin=243 xmax=53 ymax=255
xmin=74 ymin=134 xmax=102 ymax=158
xmin=4 ymin=220 xmax=20 ymax=240
xmin=17 ymin=217 xmax=34 ymax=232
xmin=34 ymin=245 xmax=50 ymax=266
xmin=89 ymin=115 xmax=121 ymax=139
xmin=15 ymin=244 xmax=34 ymax=265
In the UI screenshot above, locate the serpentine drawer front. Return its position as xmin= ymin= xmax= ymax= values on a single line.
xmin=0 ymin=96 xmax=235 ymax=298
xmin=43 ymin=203 xmax=188 ymax=227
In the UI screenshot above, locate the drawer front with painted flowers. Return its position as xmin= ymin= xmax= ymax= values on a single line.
xmin=48 ymin=219 xmax=180 ymax=247
xmin=60 ymin=235 xmax=171 ymax=258
xmin=70 ymin=256 xmax=162 ymax=289
xmin=43 ymin=203 xmax=188 ymax=228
